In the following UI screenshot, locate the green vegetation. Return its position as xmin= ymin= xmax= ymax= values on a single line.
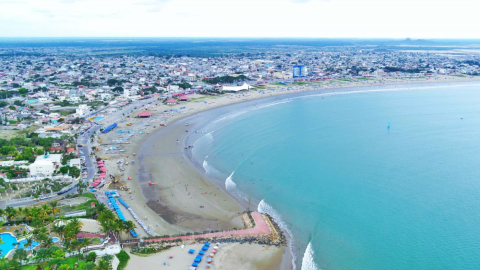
xmin=116 ymin=250 xmax=130 ymax=270
xmin=384 ymin=67 xmax=423 ymax=73
xmin=202 ymin=75 xmax=249 ymax=84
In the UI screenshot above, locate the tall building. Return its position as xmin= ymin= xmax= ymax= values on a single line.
xmin=293 ymin=65 xmax=308 ymax=78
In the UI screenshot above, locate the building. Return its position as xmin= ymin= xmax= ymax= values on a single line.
xmin=29 ymin=159 xmax=54 ymax=177
xmin=76 ymin=104 xmax=91 ymax=117
xmin=293 ymin=65 xmax=308 ymax=78
xmin=222 ymin=83 xmax=251 ymax=93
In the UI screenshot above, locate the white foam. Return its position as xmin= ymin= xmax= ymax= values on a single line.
xmin=301 ymin=242 xmax=320 ymax=270
xmin=258 ymin=199 xmax=297 ymax=270
xmin=202 ymin=157 xmax=220 ymax=176
xmin=225 ymin=171 xmax=237 ymax=192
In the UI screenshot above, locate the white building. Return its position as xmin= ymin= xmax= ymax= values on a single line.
xmin=29 ymin=159 xmax=55 ymax=177
xmin=69 ymin=158 xmax=81 ymax=169
xmin=76 ymin=104 xmax=91 ymax=117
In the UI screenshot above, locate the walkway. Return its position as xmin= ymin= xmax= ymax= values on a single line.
xmin=142 ymin=212 xmax=270 ymax=243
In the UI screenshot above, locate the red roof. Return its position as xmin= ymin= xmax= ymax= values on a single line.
xmin=166 ymin=99 xmax=178 ymax=103
xmin=179 ymin=96 xmax=190 ymax=101
xmin=137 ymin=111 xmax=152 ymax=117
xmin=67 ymin=148 xmax=75 ymax=152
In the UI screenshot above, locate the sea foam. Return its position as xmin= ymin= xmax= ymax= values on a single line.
xmin=258 ymin=199 xmax=297 ymax=270
xmin=301 ymin=242 xmax=320 ymax=270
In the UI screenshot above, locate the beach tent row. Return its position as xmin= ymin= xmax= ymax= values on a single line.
xmin=102 ymin=123 xmax=117 ymax=133
xmin=109 ymin=190 xmax=153 ymax=235
xmin=191 ymin=242 xmax=216 ymax=268
xmin=124 ymin=203 xmax=153 ymax=235
xmin=105 ymin=191 xmax=138 ymax=237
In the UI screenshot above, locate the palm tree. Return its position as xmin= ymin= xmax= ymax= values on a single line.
xmin=49 ymin=201 xmax=60 ymax=216
xmin=123 ymin=221 xmax=136 ymax=239
xmin=51 ymin=224 xmax=66 ymax=241
xmin=96 ymin=203 xmax=107 ymax=213
xmin=25 ymin=238 xmax=33 ymax=250
xmin=81 ymin=237 xmax=91 ymax=253
xmin=5 ymin=206 xmax=17 ymax=222
xmin=96 ymin=258 xmax=110 ymax=270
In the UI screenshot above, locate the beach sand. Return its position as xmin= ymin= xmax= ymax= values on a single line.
xmin=94 ymin=75 xmax=480 ymax=268
xmin=125 ymin=243 xmax=284 ymax=270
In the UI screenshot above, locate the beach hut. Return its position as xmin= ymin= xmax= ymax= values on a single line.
xmin=166 ymin=99 xmax=178 ymax=105
xmin=137 ymin=111 xmax=152 ymax=118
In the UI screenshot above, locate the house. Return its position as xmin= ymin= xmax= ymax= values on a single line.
xmin=52 ymin=140 xmax=64 ymax=148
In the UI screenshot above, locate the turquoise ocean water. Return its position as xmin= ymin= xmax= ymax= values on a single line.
xmin=191 ymin=83 xmax=480 ymax=269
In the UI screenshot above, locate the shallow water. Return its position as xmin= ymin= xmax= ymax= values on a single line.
xmin=191 ymin=83 xmax=480 ymax=269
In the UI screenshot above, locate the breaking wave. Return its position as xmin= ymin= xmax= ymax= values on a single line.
xmin=202 ymin=158 xmax=220 ymax=175
xmin=258 ymin=199 xmax=297 ymax=270
xmin=225 ymin=171 xmax=237 ymax=192
xmin=301 ymin=242 xmax=320 ymax=270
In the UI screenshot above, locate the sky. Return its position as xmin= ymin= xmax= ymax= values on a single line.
xmin=0 ymin=0 xmax=479 ymax=38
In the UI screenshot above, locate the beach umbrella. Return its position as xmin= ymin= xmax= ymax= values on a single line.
xmin=213 ymin=246 xmax=218 ymax=250
xmin=163 ymin=260 xmax=168 ymax=265
xmin=169 ymin=254 xmax=173 ymax=258
xmin=209 ymin=253 xmax=214 ymax=257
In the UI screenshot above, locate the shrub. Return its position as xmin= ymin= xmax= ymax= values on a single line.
xmin=116 ymin=250 xmax=130 ymax=270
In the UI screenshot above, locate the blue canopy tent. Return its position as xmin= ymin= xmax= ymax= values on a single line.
xmin=188 ymin=249 xmax=195 ymax=254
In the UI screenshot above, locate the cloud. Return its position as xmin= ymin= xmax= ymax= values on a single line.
xmin=290 ymin=0 xmax=329 ymax=3
xmin=136 ymin=0 xmax=170 ymax=5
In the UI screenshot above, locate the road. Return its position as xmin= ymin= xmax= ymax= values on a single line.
xmin=1 ymin=97 xmax=159 ymax=209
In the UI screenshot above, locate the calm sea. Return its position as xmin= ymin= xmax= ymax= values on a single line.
xmin=191 ymin=83 xmax=480 ymax=269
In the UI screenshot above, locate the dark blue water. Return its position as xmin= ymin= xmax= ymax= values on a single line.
xmin=193 ymin=83 xmax=480 ymax=269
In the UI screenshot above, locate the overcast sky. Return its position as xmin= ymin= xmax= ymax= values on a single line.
xmin=0 ymin=0 xmax=478 ymax=38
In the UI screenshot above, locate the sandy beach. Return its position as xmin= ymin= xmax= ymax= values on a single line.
xmin=95 ymin=75 xmax=480 ymax=268
xmin=126 ymin=243 xmax=285 ymax=270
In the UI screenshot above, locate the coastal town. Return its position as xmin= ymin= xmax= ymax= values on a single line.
xmin=0 ymin=45 xmax=479 ymax=270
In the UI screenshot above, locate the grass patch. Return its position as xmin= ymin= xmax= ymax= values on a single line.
xmin=80 ymin=193 xmax=96 ymax=199
xmin=116 ymin=250 xmax=130 ymax=270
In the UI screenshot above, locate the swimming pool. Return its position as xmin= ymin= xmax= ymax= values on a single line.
xmin=0 ymin=233 xmax=16 ymax=255
xmin=92 ymin=117 xmax=104 ymax=121
xmin=52 ymin=237 xmax=59 ymax=242
xmin=0 ymin=233 xmax=40 ymax=255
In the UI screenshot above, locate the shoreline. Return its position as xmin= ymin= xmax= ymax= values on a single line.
xmin=124 ymin=77 xmax=480 ymax=269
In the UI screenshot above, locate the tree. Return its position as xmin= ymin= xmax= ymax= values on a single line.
xmin=96 ymin=257 xmax=111 ymax=270
xmin=69 ymin=166 xmax=81 ymax=178
xmin=8 ymin=105 xmax=15 ymax=110
xmin=57 ymin=265 xmax=71 ymax=270
xmin=86 ymin=252 xmax=97 ymax=262
xmin=0 ymin=102 xmax=6 ymax=108
xmin=12 ymin=248 xmax=27 ymax=262
xmin=59 ymin=166 xmax=69 ymax=175
xmin=84 ymin=262 xmax=96 ymax=270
